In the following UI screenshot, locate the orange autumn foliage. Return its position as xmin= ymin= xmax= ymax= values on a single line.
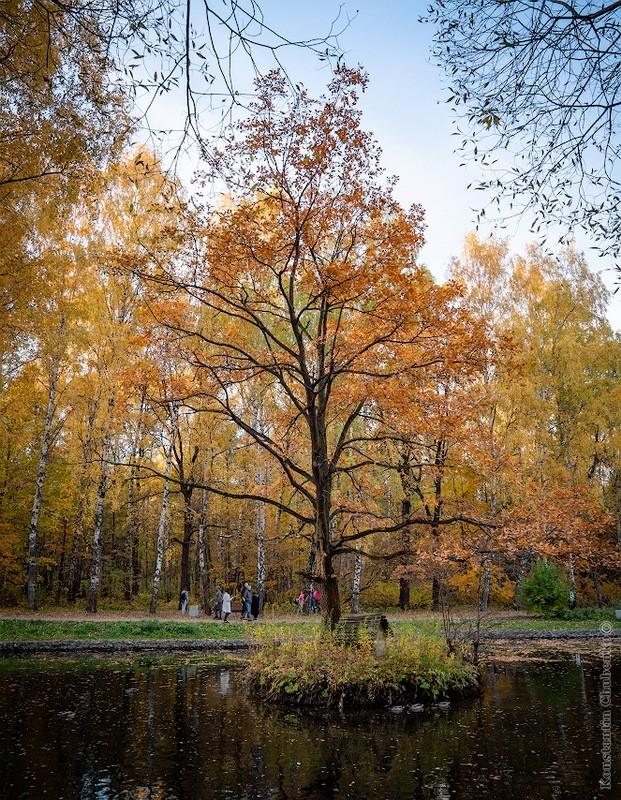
xmin=141 ymin=68 xmax=495 ymax=623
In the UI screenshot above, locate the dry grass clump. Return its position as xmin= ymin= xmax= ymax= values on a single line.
xmin=246 ymin=631 xmax=479 ymax=709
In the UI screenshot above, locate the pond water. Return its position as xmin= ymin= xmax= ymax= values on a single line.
xmin=0 ymin=649 xmax=618 ymax=800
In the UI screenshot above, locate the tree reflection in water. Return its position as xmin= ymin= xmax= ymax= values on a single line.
xmin=0 ymin=653 xmax=618 ymax=799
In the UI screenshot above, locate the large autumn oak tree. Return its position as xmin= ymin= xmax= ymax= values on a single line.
xmin=145 ymin=68 xmax=489 ymax=624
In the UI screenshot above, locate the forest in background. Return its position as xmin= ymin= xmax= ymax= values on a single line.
xmin=3 ymin=3 xmax=621 ymax=622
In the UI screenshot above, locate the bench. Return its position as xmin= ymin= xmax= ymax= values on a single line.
xmin=336 ymin=613 xmax=391 ymax=647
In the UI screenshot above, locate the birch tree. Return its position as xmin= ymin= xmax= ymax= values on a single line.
xmin=26 ymin=318 xmax=66 ymax=610
xmin=86 ymin=398 xmax=115 ymax=614
xmin=150 ymin=440 xmax=174 ymax=615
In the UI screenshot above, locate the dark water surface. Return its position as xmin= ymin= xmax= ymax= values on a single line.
xmin=0 ymin=651 xmax=619 ymax=800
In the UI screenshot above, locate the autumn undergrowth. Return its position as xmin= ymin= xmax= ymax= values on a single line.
xmin=245 ymin=629 xmax=479 ymax=709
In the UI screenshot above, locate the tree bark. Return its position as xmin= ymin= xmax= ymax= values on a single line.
xmin=568 ymin=553 xmax=577 ymax=609
xmin=179 ymin=486 xmax=194 ymax=607
xmin=309 ymin=393 xmax=341 ymax=625
xmin=479 ymin=556 xmax=491 ymax=612
xmin=351 ymin=546 xmax=362 ymax=613
xmin=255 ymin=472 xmax=267 ymax=614
xmin=430 ymin=441 xmax=446 ymax=612
xmin=86 ymin=453 xmax=108 ymax=613
xmin=197 ymin=485 xmax=211 ymax=614
xmin=149 ymin=442 xmax=173 ymax=615
xmin=124 ymin=463 xmax=139 ymax=602
xmin=513 ymin=554 xmax=530 ymax=608
xmin=592 ymin=566 xmax=604 ymax=608
xmin=67 ymin=399 xmax=98 ymax=603
xmin=124 ymin=389 xmax=147 ymax=603
xmin=27 ymin=365 xmax=59 ymax=610
xmin=323 ymin=553 xmax=341 ymax=628
xmin=398 ymin=496 xmax=412 ymax=610
xmin=86 ymin=404 xmax=114 ymax=614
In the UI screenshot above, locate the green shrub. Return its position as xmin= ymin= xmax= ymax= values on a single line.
xmin=521 ymin=560 xmax=568 ymax=616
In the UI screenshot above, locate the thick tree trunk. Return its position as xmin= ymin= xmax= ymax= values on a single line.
xmin=324 ymin=559 xmax=341 ymax=628
xmin=27 ymin=366 xmax=59 ymax=610
xmin=150 ymin=443 xmax=173 ymax=615
xmin=312 ymin=431 xmax=340 ymax=625
xmin=315 ymin=524 xmax=340 ymax=626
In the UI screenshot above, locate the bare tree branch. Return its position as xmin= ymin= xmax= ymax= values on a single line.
xmin=424 ymin=0 xmax=621 ymax=259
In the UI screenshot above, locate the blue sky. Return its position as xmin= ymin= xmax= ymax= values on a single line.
xmin=259 ymin=0 xmax=477 ymax=275
xmin=266 ymin=0 xmax=621 ymax=327
xmin=148 ymin=0 xmax=621 ymax=327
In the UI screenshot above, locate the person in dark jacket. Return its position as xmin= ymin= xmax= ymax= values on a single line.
xmin=214 ymin=585 xmax=223 ymax=619
xmin=241 ymin=582 xmax=252 ymax=620
xmin=251 ymin=590 xmax=260 ymax=620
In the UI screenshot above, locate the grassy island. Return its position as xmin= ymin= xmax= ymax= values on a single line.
xmin=246 ymin=632 xmax=479 ymax=709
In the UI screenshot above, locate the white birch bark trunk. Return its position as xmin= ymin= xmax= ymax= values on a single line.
xmin=197 ymin=485 xmax=210 ymax=614
xmin=86 ymin=403 xmax=114 ymax=614
xmin=351 ymin=546 xmax=362 ymax=613
xmin=248 ymin=399 xmax=268 ymax=612
xmin=124 ymin=389 xmax=146 ymax=601
xmin=568 ymin=552 xmax=577 ymax=608
xmin=27 ymin=362 xmax=61 ymax=610
xmin=149 ymin=442 xmax=173 ymax=615
xmin=255 ymin=469 xmax=267 ymax=612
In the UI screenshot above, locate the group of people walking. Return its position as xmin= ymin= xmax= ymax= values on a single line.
xmin=296 ymin=588 xmax=321 ymax=613
xmin=181 ymin=583 xmax=259 ymax=622
xmin=181 ymin=581 xmax=321 ymax=620
xmin=212 ymin=582 xmax=261 ymax=622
